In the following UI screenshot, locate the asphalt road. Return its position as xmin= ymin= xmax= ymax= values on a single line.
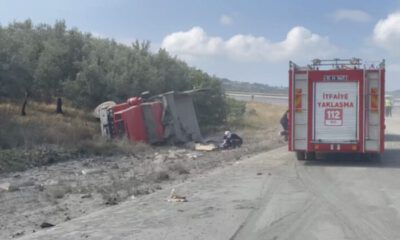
xmin=226 ymin=92 xmax=288 ymax=106
xmin=21 ymin=109 xmax=400 ymax=240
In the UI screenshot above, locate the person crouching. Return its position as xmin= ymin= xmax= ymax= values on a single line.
xmin=280 ymin=110 xmax=289 ymax=141
xmin=221 ymin=131 xmax=243 ymax=149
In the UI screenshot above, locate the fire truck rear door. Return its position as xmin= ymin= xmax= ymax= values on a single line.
xmin=313 ymin=82 xmax=359 ymax=143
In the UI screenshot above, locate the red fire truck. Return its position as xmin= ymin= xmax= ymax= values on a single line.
xmin=288 ymin=58 xmax=385 ymax=160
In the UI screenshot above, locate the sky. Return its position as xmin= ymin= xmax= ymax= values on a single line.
xmin=0 ymin=0 xmax=400 ymax=90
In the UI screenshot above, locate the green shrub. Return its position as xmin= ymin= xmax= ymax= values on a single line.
xmin=225 ymin=97 xmax=246 ymax=127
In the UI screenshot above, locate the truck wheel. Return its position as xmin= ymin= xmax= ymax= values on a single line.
xmin=296 ymin=151 xmax=306 ymax=160
xmin=306 ymin=152 xmax=316 ymax=160
xmin=366 ymin=153 xmax=381 ymax=161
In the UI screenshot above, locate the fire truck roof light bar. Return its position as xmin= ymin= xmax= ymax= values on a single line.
xmin=290 ymin=58 xmax=385 ymax=70
xmin=312 ymin=58 xmax=362 ymax=66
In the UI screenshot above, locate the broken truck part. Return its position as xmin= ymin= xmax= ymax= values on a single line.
xmin=288 ymin=58 xmax=385 ymax=160
xmin=158 ymin=90 xmax=203 ymax=144
xmin=96 ymin=90 xmax=204 ymax=144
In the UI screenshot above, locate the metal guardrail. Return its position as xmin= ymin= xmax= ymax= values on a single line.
xmin=226 ymin=92 xmax=288 ymax=99
xmin=225 ymin=92 xmax=288 ymax=106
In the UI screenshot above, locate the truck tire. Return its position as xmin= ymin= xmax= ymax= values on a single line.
xmin=296 ymin=151 xmax=306 ymax=160
xmin=306 ymin=152 xmax=316 ymax=160
xmin=365 ymin=153 xmax=381 ymax=161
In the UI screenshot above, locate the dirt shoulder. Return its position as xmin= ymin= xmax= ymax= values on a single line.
xmin=17 ymin=110 xmax=400 ymax=240
xmin=0 ymin=126 xmax=285 ymax=239
xmin=17 ymin=146 xmax=290 ymax=240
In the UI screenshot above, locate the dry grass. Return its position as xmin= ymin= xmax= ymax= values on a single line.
xmin=0 ymin=101 xmax=98 ymax=149
xmin=0 ymin=101 xmax=151 ymax=172
xmin=44 ymin=181 xmax=73 ymax=203
xmin=242 ymin=102 xmax=286 ymax=130
xmin=229 ymin=101 xmax=287 ymax=153
xmin=77 ymin=137 xmax=150 ymax=156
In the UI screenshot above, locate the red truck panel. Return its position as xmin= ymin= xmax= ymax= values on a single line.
xmin=114 ymin=105 xmax=148 ymax=143
xmin=112 ymin=103 xmax=130 ymax=113
xmin=123 ymin=105 xmax=147 ymax=143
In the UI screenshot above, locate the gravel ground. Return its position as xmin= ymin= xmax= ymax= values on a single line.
xmin=0 ymin=126 xmax=283 ymax=239
xmin=15 ymin=109 xmax=400 ymax=240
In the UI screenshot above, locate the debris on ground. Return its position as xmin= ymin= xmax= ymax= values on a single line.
xmin=11 ymin=231 xmax=24 ymax=238
xmin=167 ymin=150 xmax=180 ymax=159
xmin=0 ymin=127 xmax=283 ymax=239
xmin=81 ymin=194 xmax=92 ymax=199
xmin=186 ymin=153 xmax=201 ymax=159
xmin=0 ymin=182 xmax=10 ymax=192
xmin=40 ymin=222 xmax=55 ymax=229
xmin=81 ymin=168 xmax=104 ymax=175
xmin=194 ymin=143 xmax=218 ymax=151
xmin=167 ymin=188 xmax=187 ymax=202
xmin=104 ymin=197 xmax=118 ymax=206
xmin=153 ymin=153 xmax=167 ymax=163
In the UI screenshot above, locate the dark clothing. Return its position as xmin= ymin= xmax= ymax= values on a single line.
xmin=386 ymin=106 xmax=392 ymax=117
xmin=280 ymin=111 xmax=289 ymax=141
xmin=222 ymin=133 xmax=243 ymax=149
xmin=280 ymin=111 xmax=289 ymax=131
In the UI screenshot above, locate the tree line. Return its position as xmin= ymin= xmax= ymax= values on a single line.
xmin=0 ymin=20 xmax=226 ymax=127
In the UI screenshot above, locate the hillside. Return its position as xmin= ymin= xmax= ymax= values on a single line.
xmin=388 ymin=90 xmax=400 ymax=98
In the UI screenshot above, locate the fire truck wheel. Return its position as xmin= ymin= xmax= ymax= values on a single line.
xmin=306 ymin=152 xmax=316 ymax=161
xmin=296 ymin=151 xmax=306 ymax=160
xmin=366 ymin=153 xmax=381 ymax=161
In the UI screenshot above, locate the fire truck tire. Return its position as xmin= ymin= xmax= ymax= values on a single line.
xmin=306 ymin=152 xmax=316 ymax=160
xmin=366 ymin=153 xmax=381 ymax=161
xmin=296 ymin=151 xmax=306 ymax=160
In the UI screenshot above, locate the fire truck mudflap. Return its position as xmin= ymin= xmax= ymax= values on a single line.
xmin=289 ymin=58 xmax=385 ymax=160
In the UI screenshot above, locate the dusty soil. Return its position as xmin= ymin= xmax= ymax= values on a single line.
xmin=0 ymin=125 xmax=284 ymax=239
xmin=17 ymin=109 xmax=400 ymax=240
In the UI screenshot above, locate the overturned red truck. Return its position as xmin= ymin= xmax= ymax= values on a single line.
xmin=288 ymin=58 xmax=385 ymax=160
xmin=96 ymin=90 xmax=205 ymax=144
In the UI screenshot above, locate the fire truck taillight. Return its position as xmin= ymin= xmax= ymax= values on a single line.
xmin=295 ymin=89 xmax=302 ymax=112
xmin=370 ymin=88 xmax=378 ymax=112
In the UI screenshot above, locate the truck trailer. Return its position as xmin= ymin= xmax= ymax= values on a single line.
xmin=288 ymin=58 xmax=385 ymax=160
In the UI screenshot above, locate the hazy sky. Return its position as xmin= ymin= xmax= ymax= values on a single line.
xmin=1 ymin=0 xmax=400 ymax=90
